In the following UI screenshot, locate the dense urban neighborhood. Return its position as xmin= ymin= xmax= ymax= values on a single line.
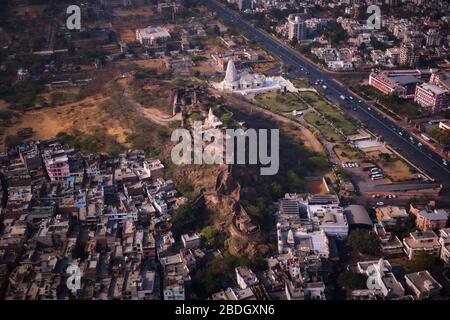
xmin=0 ymin=0 xmax=449 ymax=302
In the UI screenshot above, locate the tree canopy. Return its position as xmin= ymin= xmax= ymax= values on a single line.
xmin=347 ymin=229 xmax=380 ymax=256
xmin=338 ymin=271 xmax=367 ymax=291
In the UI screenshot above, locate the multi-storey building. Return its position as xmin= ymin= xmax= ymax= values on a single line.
xmin=403 ymin=231 xmax=441 ymax=260
xmin=357 ymin=259 xmax=405 ymax=299
xmin=135 ymin=26 xmax=171 ymax=47
xmin=369 ymin=69 xmax=433 ymax=98
xmin=375 ymin=206 xmax=409 ymax=227
xmin=42 ymin=150 xmax=71 ymax=182
xmin=405 ymin=271 xmax=442 ymax=300
xmin=414 ymin=83 xmax=450 ymax=114
xmin=425 ymin=29 xmax=441 ymax=47
xmin=288 ymin=14 xmax=307 ymax=43
xmin=410 ymin=204 xmax=449 ymax=231
xmin=439 ymin=228 xmax=450 ymax=263
xmin=399 ymin=44 xmax=420 ymax=67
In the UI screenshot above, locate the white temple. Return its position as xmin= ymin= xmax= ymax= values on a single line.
xmin=212 ymin=60 xmax=297 ymax=95
xmin=205 ymin=108 xmax=223 ymax=128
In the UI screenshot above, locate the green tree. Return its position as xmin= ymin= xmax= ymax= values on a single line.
xmin=289 ymin=37 xmax=298 ymax=47
xmin=379 ymin=153 xmax=391 ymax=163
xmin=347 ymin=229 xmax=380 ymax=256
xmin=337 ymin=271 xmax=367 ymax=290
xmin=172 ymin=204 xmax=196 ymax=234
xmin=287 ymin=170 xmax=303 ymax=192
xmin=409 ymin=252 xmax=442 ymax=272
xmin=201 ymin=226 xmax=219 ymax=247
xmin=270 ymin=182 xmax=283 ymax=199
xmin=219 ymin=113 xmax=233 ymax=127
xmin=105 ymin=142 xmax=122 ymax=157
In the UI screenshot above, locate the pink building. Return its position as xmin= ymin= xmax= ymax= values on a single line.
xmin=43 ymin=153 xmax=70 ymax=182
xmin=414 ymin=83 xmax=450 ymax=114
xmin=410 ymin=204 xmax=449 ymax=231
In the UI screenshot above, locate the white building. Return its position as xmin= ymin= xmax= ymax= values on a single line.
xmin=403 ymin=231 xmax=441 ymax=260
xmin=277 ymin=222 xmax=330 ymax=258
xmin=211 ymin=287 xmax=256 ymax=300
xmin=136 ymin=26 xmax=171 ymax=46
xmin=235 ymin=266 xmax=259 ymax=289
xmin=288 ymin=14 xmax=307 ymax=43
xmin=181 ymin=233 xmax=201 ymax=249
xmin=205 ymin=108 xmax=223 ymax=128
xmin=439 ymin=228 xmax=450 ymax=263
xmin=357 ymin=258 xmax=405 ymax=299
xmin=405 ymin=271 xmax=442 ymax=300
xmin=285 ymin=280 xmax=304 ymax=300
xmin=307 ymin=204 xmax=348 ymax=239
xmin=163 ymin=283 xmax=185 ymax=300
xmin=213 ymin=60 xmax=295 ymax=95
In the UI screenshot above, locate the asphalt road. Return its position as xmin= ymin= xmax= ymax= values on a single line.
xmin=203 ymin=0 xmax=450 ymax=188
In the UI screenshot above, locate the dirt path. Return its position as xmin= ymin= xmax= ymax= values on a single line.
xmin=222 ymin=92 xmax=324 ymax=154
xmin=123 ymin=88 xmax=181 ymax=126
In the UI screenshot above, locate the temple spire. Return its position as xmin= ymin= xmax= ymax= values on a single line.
xmin=224 ymin=60 xmax=238 ymax=84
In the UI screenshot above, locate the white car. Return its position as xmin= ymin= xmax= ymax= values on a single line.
xmin=376 ymin=202 xmax=384 ymax=206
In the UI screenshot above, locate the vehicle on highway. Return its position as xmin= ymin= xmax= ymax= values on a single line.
xmin=421 ymin=133 xmax=431 ymax=142
xmin=208 ymin=1 xmax=450 ymax=186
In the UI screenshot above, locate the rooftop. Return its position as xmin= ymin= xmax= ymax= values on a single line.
xmin=419 ymin=83 xmax=449 ymax=95
xmin=405 ymin=271 xmax=442 ymax=295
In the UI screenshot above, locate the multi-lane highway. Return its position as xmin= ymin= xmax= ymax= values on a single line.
xmin=203 ymin=0 xmax=450 ymax=188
